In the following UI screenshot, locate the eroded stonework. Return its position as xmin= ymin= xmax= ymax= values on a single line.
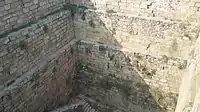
xmin=0 ymin=0 xmax=200 ymax=112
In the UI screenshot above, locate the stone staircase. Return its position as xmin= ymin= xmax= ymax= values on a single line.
xmin=50 ymin=95 xmax=98 ymax=112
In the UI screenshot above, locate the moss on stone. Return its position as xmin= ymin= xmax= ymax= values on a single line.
xmin=18 ymin=40 xmax=28 ymax=50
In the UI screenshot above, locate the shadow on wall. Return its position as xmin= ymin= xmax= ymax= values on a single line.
xmin=72 ymin=3 xmax=122 ymax=47
xmin=68 ymin=0 xmax=176 ymax=112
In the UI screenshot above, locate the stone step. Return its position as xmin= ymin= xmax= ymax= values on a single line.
xmin=50 ymin=97 xmax=98 ymax=112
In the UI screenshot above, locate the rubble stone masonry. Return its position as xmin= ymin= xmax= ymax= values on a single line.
xmin=0 ymin=0 xmax=200 ymax=112
xmin=0 ymin=0 xmax=77 ymax=111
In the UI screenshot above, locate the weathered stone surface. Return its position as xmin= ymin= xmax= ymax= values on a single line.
xmin=0 ymin=41 xmax=76 ymax=112
xmin=71 ymin=0 xmax=200 ymax=111
xmin=175 ymin=36 xmax=200 ymax=112
xmin=0 ymin=0 xmax=69 ymax=35
xmin=72 ymin=0 xmax=199 ymax=21
xmin=0 ymin=10 xmax=73 ymax=87
xmin=0 ymin=2 xmax=76 ymax=112
xmin=76 ymin=40 xmax=183 ymax=111
xmin=0 ymin=0 xmax=200 ymax=112
xmin=74 ymin=10 xmax=199 ymax=60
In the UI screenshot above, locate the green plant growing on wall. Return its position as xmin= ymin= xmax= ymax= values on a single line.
xmin=43 ymin=24 xmax=48 ymax=33
xmin=76 ymin=62 xmax=89 ymax=73
xmin=18 ymin=40 xmax=28 ymax=50
xmin=88 ymin=19 xmax=95 ymax=28
xmin=76 ymin=62 xmax=82 ymax=72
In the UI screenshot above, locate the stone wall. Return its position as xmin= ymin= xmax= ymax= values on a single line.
xmin=76 ymin=40 xmax=185 ymax=111
xmin=0 ymin=0 xmax=68 ymax=35
xmin=0 ymin=0 xmax=199 ymax=111
xmin=0 ymin=42 xmax=76 ymax=112
xmin=0 ymin=1 xmax=77 ymax=112
xmin=77 ymin=40 xmax=186 ymax=93
xmin=0 ymin=10 xmax=74 ymax=89
xmin=72 ymin=0 xmax=200 ymax=111
xmin=73 ymin=0 xmax=200 ymax=20
xmin=188 ymin=0 xmax=200 ymax=12
xmin=74 ymin=10 xmax=199 ymax=60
